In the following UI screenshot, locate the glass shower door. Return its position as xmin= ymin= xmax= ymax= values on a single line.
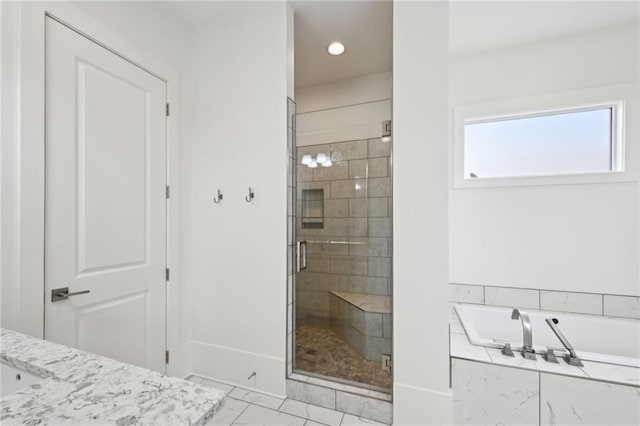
xmin=293 ymin=137 xmax=393 ymax=391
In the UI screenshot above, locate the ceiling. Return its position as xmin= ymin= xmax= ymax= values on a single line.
xmin=449 ymin=1 xmax=640 ymax=56
xmin=118 ymin=0 xmax=393 ymax=89
xmin=292 ymin=1 xmax=393 ymax=89
xmin=73 ymin=1 xmax=637 ymax=88
xmin=150 ymin=1 xmax=249 ymax=29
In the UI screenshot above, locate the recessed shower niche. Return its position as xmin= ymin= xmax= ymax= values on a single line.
xmin=301 ymin=188 xmax=324 ymax=229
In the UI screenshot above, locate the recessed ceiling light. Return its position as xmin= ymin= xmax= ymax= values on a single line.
xmin=327 ymin=42 xmax=345 ymax=56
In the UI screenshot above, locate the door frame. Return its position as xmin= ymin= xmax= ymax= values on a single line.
xmin=5 ymin=2 xmax=182 ymax=376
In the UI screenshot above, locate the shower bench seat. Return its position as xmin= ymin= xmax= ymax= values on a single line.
xmin=329 ymin=291 xmax=392 ymax=362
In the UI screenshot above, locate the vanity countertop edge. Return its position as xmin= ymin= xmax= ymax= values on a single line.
xmin=0 ymin=328 xmax=225 ymax=425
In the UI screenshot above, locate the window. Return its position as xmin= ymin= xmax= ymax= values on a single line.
xmin=463 ymin=105 xmax=622 ymax=180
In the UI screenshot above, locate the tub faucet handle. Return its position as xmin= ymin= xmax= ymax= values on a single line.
xmin=542 ymin=346 xmax=560 ymax=363
xmin=501 ymin=342 xmax=515 ymax=357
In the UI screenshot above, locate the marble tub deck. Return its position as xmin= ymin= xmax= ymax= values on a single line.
xmin=0 ymin=328 xmax=225 ymax=425
xmin=449 ymin=304 xmax=640 ymax=387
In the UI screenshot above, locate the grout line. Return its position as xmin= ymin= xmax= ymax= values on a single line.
xmin=281 ymin=397 xmax=348 ymax=425
xmin=539 ymin=290 xmax=541 ymax=310
xmin=279 ymin=401 xmax=335 ymax=426
xmin=484 ymin=347 xmax=494 ymax=363
xmin=538 ymin=371 xmax=541 ymax=424
xmin=228 ymin=398 xmax=252 ymax=426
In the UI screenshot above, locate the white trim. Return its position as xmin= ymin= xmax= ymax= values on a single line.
xmin=10 ymin=1 xmax=181 ymax=376
xmin=187 ymin=372 xmax=293 ymax=401
xmin=452 ymin=83 xmax=638 ymax=189
xmin=190 ymin=340 xmax=287 ymax=397
xmin=392 ymin=382 xmax=452 ymax=425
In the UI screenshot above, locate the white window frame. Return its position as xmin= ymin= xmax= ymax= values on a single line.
xmin=452 ymin=84 xmax=633 ymax=189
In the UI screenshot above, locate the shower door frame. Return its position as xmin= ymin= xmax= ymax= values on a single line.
xmin=285 ymin=98 xmax=394 ymax=396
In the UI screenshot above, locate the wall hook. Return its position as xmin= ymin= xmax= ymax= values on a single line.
xmin=213 ymin=189 xmax=223 ymax=204
xmin=245 ymin=187 xmax=255 ymax=203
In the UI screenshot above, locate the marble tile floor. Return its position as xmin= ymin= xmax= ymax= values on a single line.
xmin=187 ymin=375 xmax=389 ymax=426
xmin=295 ymin=325 xmax=392 ymax=390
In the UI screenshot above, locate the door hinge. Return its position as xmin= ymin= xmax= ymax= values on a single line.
xmin=382 ymin=354 xmax=392 ymax=372
xmin=166 ymin=185 xmax=170 ymax=199
xmin=165 ymin=350 xmax=169 ymax=364
xmin=382 ymin=120 xmax=392 ymax=137
xmin=166 ymin=268 xmax=170 ymax=281
xmin=166 ymin=103 xmax=170 ymax=117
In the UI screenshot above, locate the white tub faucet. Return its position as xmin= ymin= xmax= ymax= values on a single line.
xmin=511 ymin=308 xmax=536 ymax=360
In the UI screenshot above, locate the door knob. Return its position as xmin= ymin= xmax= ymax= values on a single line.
xmin=51 ymin=287 xmax=90 ymax=302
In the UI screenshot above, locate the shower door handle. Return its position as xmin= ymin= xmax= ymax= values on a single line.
xmin=296 ymin=240 xmax=307 ymax=272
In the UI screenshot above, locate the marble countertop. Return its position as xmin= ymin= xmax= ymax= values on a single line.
xmin=449 ymin=305 xmax=640 ymax=388
xmin=0 ymin=328 xmax=225 ymax=425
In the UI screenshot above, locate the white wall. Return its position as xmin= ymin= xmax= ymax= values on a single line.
xmin=295 ymin=72 xmax=391 ymax=146
xmin=449 ymin=23 xmax=640 ymax=297
xmin=181 ymin=2 xmax=290 ymax=396
xmin=295 ymin=71 xmax=391 ymax=114
xmin=71 ymin=1 xmax=192 ymax=73
xmin=393 ymin=2 xmax=452 ymax=424
xmin=1 ymin=0 xmax=21 ymax=332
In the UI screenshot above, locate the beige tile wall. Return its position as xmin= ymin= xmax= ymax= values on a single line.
xmin=296 ymin=138 xmax=393 ymax=326
xmin=329 ymin=294 xmax=392 ymax=361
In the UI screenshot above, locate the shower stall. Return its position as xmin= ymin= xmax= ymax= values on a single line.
xmin=286 ymin=98 xmax=393 ymax=393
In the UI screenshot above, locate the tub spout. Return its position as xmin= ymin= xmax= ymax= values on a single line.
xmin=511 ymin=308 xmax=536 ymax=360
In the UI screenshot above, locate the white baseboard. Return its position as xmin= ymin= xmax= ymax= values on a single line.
xmin=188 ymin=340 xmax=286 ymax=397
xmin=393 ymin=382 xmax=453 ymax=425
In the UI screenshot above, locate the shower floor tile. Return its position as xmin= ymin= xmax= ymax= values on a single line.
xmin=295 ymin=324 xmax=392 ymax=390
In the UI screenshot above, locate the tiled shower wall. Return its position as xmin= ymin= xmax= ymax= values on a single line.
xmin=295 ymin=138 xmax=392 ymax=326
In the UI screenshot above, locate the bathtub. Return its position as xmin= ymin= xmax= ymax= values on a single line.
xmin=454 ymin=303 xmax=640 ymax=368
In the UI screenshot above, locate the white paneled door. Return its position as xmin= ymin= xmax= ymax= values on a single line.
xmin=45 ymin=17 xmax=167 ymax=372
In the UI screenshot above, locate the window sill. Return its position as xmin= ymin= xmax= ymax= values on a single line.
xmin=452 ymin=170 xmax=636 ymax=189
